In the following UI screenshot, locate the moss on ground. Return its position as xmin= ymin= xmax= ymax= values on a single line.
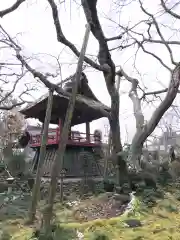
xmin=1 ymin=184 xmax=180 ymax=239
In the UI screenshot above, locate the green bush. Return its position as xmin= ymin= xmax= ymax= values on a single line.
xmin=89 ymin=231 xmax=109 ymax=240
xmin=0 ymin=231 xmax=11 ymax=240
xmin=32 ymin=225 xmax=76 ymax=240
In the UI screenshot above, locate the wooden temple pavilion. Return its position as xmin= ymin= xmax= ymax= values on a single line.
xmin=20 ymin=73 xmax=110 ymax=177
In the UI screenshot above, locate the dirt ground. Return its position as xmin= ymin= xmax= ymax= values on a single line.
xmin=69 ymin=193 xmax=129 ymax=221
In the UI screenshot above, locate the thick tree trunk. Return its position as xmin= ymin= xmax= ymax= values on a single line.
xmin=127 ymin=132 xmax=143 ymax=171
xmin=109 ymin=89 xmax=128 ymax=185
xmin=122 ymin=65 xmax=180 ymax=170
xmin=42 ymin=24 xmax=90 ymax=232
xmin=104 ymin=72 xmax=128 ymax=185
xmin=81 ymin=0 xmax=129 ymax=186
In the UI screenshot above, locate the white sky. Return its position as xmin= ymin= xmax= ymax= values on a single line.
xmin=0 ymin=0 xmax=180 ymax=144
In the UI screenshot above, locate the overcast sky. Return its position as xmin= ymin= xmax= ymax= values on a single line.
xmin=0 ymin=0 xmax=179 ymax=144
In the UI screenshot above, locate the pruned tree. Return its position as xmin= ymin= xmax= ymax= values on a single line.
xmin=108 ymin=0 xmax=180 ymax=170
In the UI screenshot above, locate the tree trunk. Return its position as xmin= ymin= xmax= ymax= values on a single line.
xmin=108 ymin=83 xmax=128 ymax=186
xmin=120 ymin=65 xmax=180 ymax=171
xmin=81 ymin=0 xmax=129 ymax=186
xmin=28 ymin=90 xmax=53 ymax=223
xmin=127 ymin=133 xmax=143 ymax=171
xmin=42 ymin=24 xmax=90 ymax=231
xmin=104 ymin=75 xmax=122 ymax=180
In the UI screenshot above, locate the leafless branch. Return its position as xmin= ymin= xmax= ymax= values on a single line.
xmin=141 ymin=88 xmax=180 ymax=99
xmin=112 ymin=21 xmax=173 ymax=72
xmin=0 ymin=101 xmax=26 ymax=110
xmin=0 ymin=22 xmax=110 ymax=117
xmin=47 ymin=0 xmax=105 ymax=72
xmin=0 ymin=68 xmax=35 ymax=110
xmin=132 ymin=64 xmax=180 ymax=146
xmin=139 ymin=0 xmax=177 ymax=66
xmin=17 ymin=52 xmax=110 ymax=116
xmin=0 ymin=26 xmax=37 ymax=110
xmin=160 ymin=0 xmax=180 ymax=20
xmin=81 ymin=0 xmax=115 ymax=71
xmin=118 ymin=67 xmax=144 ymax=130
xmin=106 ymin=34 xmax=122 ymax=42
xmin=0 ymin=62 xmax=21 ymax=66
xmin=0 ymin=70 xmax=27 ymax=105
xmin=137 ymin=40 xmax=172 ymax=72
xmin=128 ymin=23 xmax=180 ymax=45
xmin=142 ymin=38 xmax=180 ymax=46
xmin=0 ymin=0 xmax=26 ymax=18
xmin=109 ymin=41 xmax=136 ymax=51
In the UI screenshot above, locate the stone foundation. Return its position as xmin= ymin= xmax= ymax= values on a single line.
xmin=41 ymin=177 xmax=103 ymax=198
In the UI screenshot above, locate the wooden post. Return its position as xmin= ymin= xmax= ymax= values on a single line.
xmin=43 ymin=24 xmax=91 ymax=229
xmin=60 ymin=168 xmax=66 ymax=203
xmin=115 ymin=74 xmax=121 ymax=186
xmin=86 ymin=122 xmax=90 ymax=141
xmin=56 ymin=119 xmax=62 ymax=143
xmin=28 ymin=90 xmax=54 ymax=223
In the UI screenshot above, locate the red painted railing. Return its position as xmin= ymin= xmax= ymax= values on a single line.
xmin=29 ymin=128 xmax=101 ymax=147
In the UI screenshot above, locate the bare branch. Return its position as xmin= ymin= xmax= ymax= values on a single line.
xmin=161 ymin=0 xmax=180 ymax=20
xmin=0 ymin=62 xmax=21 ymax=66
xmin=110 ymin=41 xmax=136 ymax=52
xmin=0 ymin=0 xmax=26 ymax=18
xmin=81 ymin=0 xmax=115 ymax=72
xmin=137 ymin=40 xmax=172 ymax=72
xmin=142 ymin=65 xmax=180 ymax=141
xmin=119 ymin=67 xmax=144 ymax=130
xmin=142 ymin=38 xmax=180 ymax=46
xmin=129 ymin=25 xmax=180 ymax=45
xmin=16 ymin=52 xmax=109 ymax=116
xmin=141 ymin=88 xmax=180 ymax=99
xmin=130 ymin=64 xmax=180 ymax=148
xmin=47 ymin=0 xmax=104 ymax=72
xmin=0 ymin=71 xmax=27 ymax=105
xmin=113 ymin=22 xmax=172 ymax=72
xmin=0 ymin=69 xmax=35 ymax=110
xmin=117 ymin=64 xmax=180 ymax=171
xmin=0 ymin=26 xmax=38 ymax=111
xmin=106 ymin=34 xmax=122 ymax=42
xmin=139 ymin=0 xmax=177 ymax=66
xmin=0 ymin=101 xmax=27 ymax=110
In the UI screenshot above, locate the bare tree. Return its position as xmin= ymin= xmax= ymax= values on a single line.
xmin=0 ymin=66 xmax=34 ymax=110
xmin=0 ymin=1 xmax=128 ymax=186
xmin=108 ymin=0 xmax=180 ymax=169
xmin=0 ymin=27 xmax=36 ymax=110
xmin=1 ymin=0 xmax=180 ymax=180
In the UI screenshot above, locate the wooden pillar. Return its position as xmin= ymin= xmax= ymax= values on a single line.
xmin=57 ymin=119 xmax=62 ymax=142
xmin=28 ymin=89 xmax=54 ymax=222
xmin=43 ymin=24 xmax=91 ymax=229
xmin=86 ymin=122 xmax=90 ymax=141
